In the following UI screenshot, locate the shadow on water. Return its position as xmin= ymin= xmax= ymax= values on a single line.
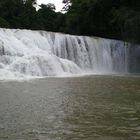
xmin=0 ymin=75 xmax=140 ymax=140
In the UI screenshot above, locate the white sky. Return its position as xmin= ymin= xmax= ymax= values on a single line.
xmin=37 ymin=0 xmax=64 ymax=11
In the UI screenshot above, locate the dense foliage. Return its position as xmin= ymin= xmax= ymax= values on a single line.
xmin=0 ymin=0 xmax=140 ymax=43
xmin=64 ymin=0 xmax=140 ymax=43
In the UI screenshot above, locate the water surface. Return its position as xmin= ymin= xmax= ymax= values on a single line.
xmin=0 ymin=75 xmax=140 ymax=140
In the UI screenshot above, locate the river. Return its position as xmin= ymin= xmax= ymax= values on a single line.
xmin=0 ymin=75 xmax=140 ymax=140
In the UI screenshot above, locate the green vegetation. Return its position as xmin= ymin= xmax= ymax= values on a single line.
xmin=63 ymin=0 xmax=140 ymax=43
xmin=0 ymin=0 xmax=140 ymax=43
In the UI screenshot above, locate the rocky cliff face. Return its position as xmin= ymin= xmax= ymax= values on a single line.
xmin=128 ymin=44 xmax=140 ymax=73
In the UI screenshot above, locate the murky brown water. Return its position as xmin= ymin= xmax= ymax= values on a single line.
xmin=0 ymin=75 xmax=140 ymax=140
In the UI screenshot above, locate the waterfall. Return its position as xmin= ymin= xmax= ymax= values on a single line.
xmin=0 ymin=28 xmax=138 ymax=79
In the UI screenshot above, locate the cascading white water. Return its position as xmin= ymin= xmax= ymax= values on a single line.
xmin=0 ymin=28 xmax=130 ymax=79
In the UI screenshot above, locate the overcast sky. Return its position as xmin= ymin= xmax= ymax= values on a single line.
xmin=37 ymin=0 xmax=64 ymax=11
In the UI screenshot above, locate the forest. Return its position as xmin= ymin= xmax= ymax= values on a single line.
xmin=0 ymin=0 xmax=140 ymax=43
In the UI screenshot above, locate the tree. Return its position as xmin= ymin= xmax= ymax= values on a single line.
xmin=0 ymin=0 xmax=139 ymax=43
xmin=63 ymin=0 xmax=140 ymax=43
xmin=0 ymin=17 xmax=9 ymax=28
xmin=37 ymin=3 xmax=57 ymax=31
xmin=62 ymin=0 xmax=71 ymax=12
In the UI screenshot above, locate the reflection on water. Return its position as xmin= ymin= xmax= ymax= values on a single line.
xmin=0 ymin=75 xmax=140 ymax=140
